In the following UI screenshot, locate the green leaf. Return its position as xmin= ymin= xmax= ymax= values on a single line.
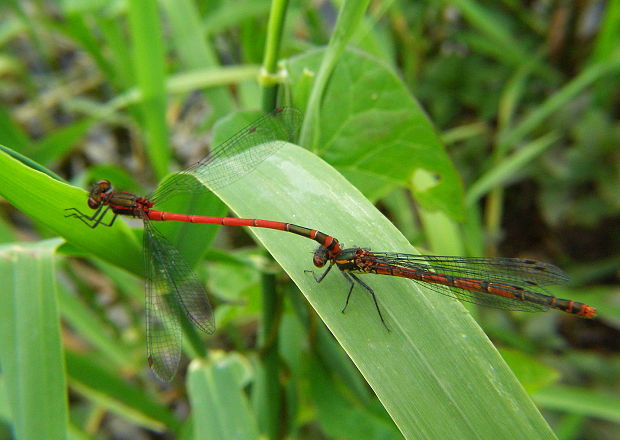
xmin=66 ymin=351 xmax=179 ymax=433
xmin=308 ymin=356 xmax=401 ymax=439
xmin=203 ymin=0 xmax=271 ymax=36
xmin=160 ymin=0 xmax=234 ymax=118
xmin=0 ymin=148 xmax=143 ymax=276
xmin=0 ymin=103 xmax=32 ymax=152
xmin=288 ymin=48 xmax=465 ymax=220
xmin=300 ymin=0 xmax=371 ymax=146
xmin=0 ymin=238 xmax=68 ymax=440
xmin=58 ymin=285 xmax=133 ymax=370
xmin=56 ymin=15 xmax=115 ymax=81
xmin=533 ymin=385 xmax=620 ymax=424
xmin=498 ymin=54 xmax=620 ymax=153
xmin=96 ymin=15 xmax=133 ymax=88
xmin=0 ymin=376 xmax=11 ymax=421
xmin=210 ymin=143 xmax=556 ymax=439
xmin=465 ymin=132 xmax=560 ymax=205
xmin=0 ymin=214 xmax=17 ymax=243
xmin=499 ymin=348 xmax=559 ymax=394
xmin=31 ymin=117 xmax=95 ymax=165
xmin=187 ymin=354 xmax=260 ymax=439
xmin=128 ymin=0 xmax=170 ymax=179
xmin=589 ymin=0 xmax=620 ymax=66
xmin=448 ymin=0 xmax=550 ymax=76
xmin=60 ymin=0 xmax=110 ymax=15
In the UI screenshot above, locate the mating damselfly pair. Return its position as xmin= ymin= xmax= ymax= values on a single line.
xmin=67 ymin=107 xmax=595 ymax=381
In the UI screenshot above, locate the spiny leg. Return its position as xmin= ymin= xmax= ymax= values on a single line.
xmin=64 ymin=211 xmax=106 ymax=228
xmin=305 ymin=262 xmax=334 ymax=283
xmin=339 ymin=272 xmax=356 ymax=314
xmin=64 ymin=206 xmax=101 ymax=221
xmin=64 ymin=206 xmax=117 ymax=228
xmin=349 ymin=273 xmax=390 ymax=332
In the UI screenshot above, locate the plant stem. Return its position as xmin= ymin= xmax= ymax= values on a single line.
xmin=258 ymin=271 xmax=283 ymax=439
xmin=261 ymin=0 xmax=291 ymax=110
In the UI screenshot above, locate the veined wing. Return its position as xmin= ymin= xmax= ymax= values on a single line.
xmin=143 ymin=218 xmax=215 ymax=381
xmin=151 ymin=107 xmax=302 ymax=204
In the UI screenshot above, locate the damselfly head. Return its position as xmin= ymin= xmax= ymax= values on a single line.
xmin=313 ymin=245 xmax=330 ymax=268
xmin=88 ymin=179 xmax=112 ymax=209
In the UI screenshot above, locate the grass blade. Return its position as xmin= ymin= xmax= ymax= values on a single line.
xmin=127 ymin=0 xmax=170 ymax=179
xmin=211 ymin=143 xmax=557 ymax=439
xmin=0 ymin=238 xmax=67 ymax=440
xmin=187 ymin=355 xmax=260 ymax=439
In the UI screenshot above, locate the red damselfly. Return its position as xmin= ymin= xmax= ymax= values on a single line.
xmin=308 ymin=245 xmax=596 ymax=329
xmin=66 ymin=107 xmax=341 ymax=381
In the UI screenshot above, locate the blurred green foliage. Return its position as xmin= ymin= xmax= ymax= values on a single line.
xmin=0 ymin=1 xmax=619 ymax=439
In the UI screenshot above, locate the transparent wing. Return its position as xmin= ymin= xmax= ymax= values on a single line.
xmin=143 ymin=218 xmax=215 ymax=381
xmin=372 ymin=253 xmax=568 ymax=286
xmin=151 ymin=107 xmax=302 ymax=204
xmin=367 ymin=253 xmax=569 ymax=313
xmin=405 ymin=277 xmax=549 ymax=312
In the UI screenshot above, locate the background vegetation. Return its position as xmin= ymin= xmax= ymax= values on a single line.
xmin=0 ymin=0 xmax=619 ymax=439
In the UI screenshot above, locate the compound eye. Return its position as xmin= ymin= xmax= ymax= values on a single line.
xmin=313 ymin=254 xmax=326 ymax=268
xmin=97 ymin=179 xmax=111 ymax=191
xmin=88 ymin=197 xmax=100 ymax=209
xmin=312 ymin=246 xmax=329 ymax=267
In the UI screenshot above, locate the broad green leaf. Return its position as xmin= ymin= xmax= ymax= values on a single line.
xmin=0 ymin=239 xmax=68 ymax=440
xmin=300 ymin=0 xmax=371 ymax=149
xmin=67 ymin=423 xmax=93 ymax=440
xmin=0 ymin=376 xmax=10 ymax=421
xmin=210 ymin=143 xmax=556 ymax=439
xmin=288 ymin=48 xmax=465 ymax=220
xmin=0 ymin=149 xmax=142 ymax=276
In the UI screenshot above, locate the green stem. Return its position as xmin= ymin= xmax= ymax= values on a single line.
xmin=300 ymin=0 xmax=371 ymax=150
xmin=258 ymin=271 xmax=283 ymax=439
xmin=255 ymin=2 xmax=293 ymax=435
xmin=261 ymin=0 xmax=291 ymax=111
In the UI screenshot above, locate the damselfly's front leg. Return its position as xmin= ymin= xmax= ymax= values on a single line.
xmin=64 ymin=206 xmax=118 ymax=228
xmin=304 ymin=261 xmax=335 ymax=283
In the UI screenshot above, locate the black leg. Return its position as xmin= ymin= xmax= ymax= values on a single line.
xmin=64 ymin=206 xmax=117 ymax=228
xmin=64 ymin=206 xmax=100 ymax=221
xmin=349 ymin=273 xmax=390 ymax=332
xmin=305 ymin=262 xmax=334 ymax=283
xmin=339 ymin=272 xmax=356 ymax=314
xmin=98 ymin=211 xmax=118 ymax=227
